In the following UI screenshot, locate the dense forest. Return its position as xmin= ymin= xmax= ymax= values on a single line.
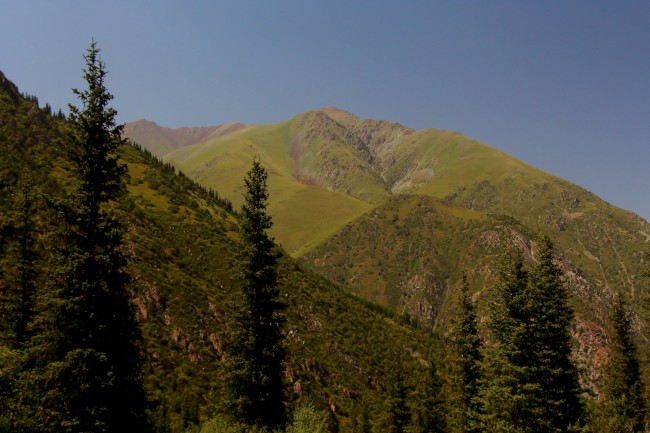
xmin=1 ymin=44 xmax=648 ymax=432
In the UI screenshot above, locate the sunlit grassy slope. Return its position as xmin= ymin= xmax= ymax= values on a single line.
xmin=164 ymin=118 xmax=374 ymax=256
xmin=140 ymin=108 xmax=648 ymax=317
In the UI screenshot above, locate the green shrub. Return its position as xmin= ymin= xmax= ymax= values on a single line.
xmin=199 ymin=414 xmax=246 ymax=433
xmin=286 ymin=402 xmax=328 ymax=433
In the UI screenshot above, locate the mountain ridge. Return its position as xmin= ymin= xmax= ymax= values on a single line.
xmin=123 ymin=118 xmax=247 ymax=156
xmin=126 ymin=108 xmax=649 ymax=338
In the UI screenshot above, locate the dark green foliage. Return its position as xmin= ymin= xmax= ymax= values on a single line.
xmin=0 ymin=175 xmax=39 ymax=347
xmin=451 ymin=274 xmax=482 ymax=432
xmin=523 ymin=235 xmax=583 ymax=432
xmin=285 ymin=401 xmax=329 ymax=433
xmin=421 ymin=358 xmax=447 ymax=433
xmin=480 ymin=246 xmax=529 ymax=432
xmin=0 ymin=68 xmax=63 ymax=432
xmin=349 ymin=403 xmax=371 ymax=433
xmin=480 ymin=237 xmax=583 ymax=433
xmin=486 ymin=246 xmax=529 ymax=355
xmin=601 ymin=291 xmax=646 ymax=432
xmin=384 ymin=353 xmax=411 ymax=433
xmin=227 ymin=157 xmax=287 ymax=429
xmin=18 ymin=42 xmax=151 ymax=432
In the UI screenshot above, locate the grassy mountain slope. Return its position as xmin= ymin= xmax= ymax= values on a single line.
xmin=301 ymin=194 xmax=504 ymax=326
xmin=1 ymin=70 xmax=444 ymax=432
xmin=147 ymin=108 xmax=647 ymax=310
xmin=163 ymin=118 xmax=375 ymax=256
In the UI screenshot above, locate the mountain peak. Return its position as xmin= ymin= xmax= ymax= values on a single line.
xmin=318 ymin=106 xmax=355 ymax=116
xmin=128 ymin=118 xmax=160 ymax=127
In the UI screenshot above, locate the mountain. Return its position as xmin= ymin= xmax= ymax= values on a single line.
xmin=150 ymin=114 xmax=377 ymax=256
xmin=1 ymin=71 xmax=443 ymax=432
xmin=136 ymin=107 xmax=647 ymax=306
xmin=129 ymin=107 xmax=649 ymax=392
xmin=123 ymin=119 xmax=246 ymax=156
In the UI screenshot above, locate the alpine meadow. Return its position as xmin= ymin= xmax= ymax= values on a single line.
xmin=1 ymin=41 xmax=649 ymax=433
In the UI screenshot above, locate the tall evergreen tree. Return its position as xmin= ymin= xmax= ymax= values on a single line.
xmin=385 ymin=353 xmax=411 ymax=433
xmin=602 ymin=291 xmax=646 ymax=432
xmin=522 ymin=235 xmax=583 ymax=432
xmin=21 ymin=41 xmax=150 ymax=432
xmin=480 ymin=245 xmax=529 ymax=432
xmin=451 ymin=274 xmax=482 ymax=432
xmin=228 ymin=157 xmax=286 ymax=430
xmin=480 ymin=236 xmax=583 ymax=432
xmin=422 ymin=357 xmax=447 ymax=433
xmin=0 ymin=175 xmax=39 ymax=347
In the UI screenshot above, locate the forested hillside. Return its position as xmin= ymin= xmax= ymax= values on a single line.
xmin=0 ymin=67 xmax=444 ymax=432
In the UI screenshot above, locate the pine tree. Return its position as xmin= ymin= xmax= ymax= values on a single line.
xmin=422 ymin=357 xmax=447 ymax=433
xmin=523 ymin=235 xmax=583 ymax=432
xmin=602 ymin=291 xmax=646 ymax=432
xmin=385 ymin=353 xmax=411 ymax=433
xmin=0 ymin=175 xmax=39 ymax=347
xmin=480 ymin=236 xmax=583 ymax=432
xmin=480 ymin=245 xmax=529 ymax=432
xmin=21 ymin=41 xmax=151 ymax=432
xmin=228 ymin=157 xmax=286 ymax=430
xmin=451 ymin=273 xmax=482 ymax=432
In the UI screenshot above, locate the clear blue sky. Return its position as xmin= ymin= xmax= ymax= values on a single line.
xmin=1 ymin=1 xmax=649 ymax=220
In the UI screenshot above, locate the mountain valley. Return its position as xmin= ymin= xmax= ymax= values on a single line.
xmin=1 ymin=61 xmax=648 ymax=431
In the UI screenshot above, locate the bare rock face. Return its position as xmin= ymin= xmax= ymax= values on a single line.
xmin=574 ymin=319 xmax=609 ymax=398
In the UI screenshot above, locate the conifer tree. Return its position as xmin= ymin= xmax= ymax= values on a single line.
xmin=22 ymin=41 xmax=150 ymax=432
xmin=422 ymin=357 xmax=447 ymax=433
xmin=451 ymin=274 xmax=482 ymax=432
xmin=522 ymin=236 xmax=583 ymax=432
xmin=480 ymin=236 xmax=583 ymax=432
xmin=522 ymin=235 xmax=583 ymax=432
xmin=602 ymin=291 xmax=646 ymax=432
xmin=228 ymin=157 xmax=286 ymax=430
xmin=385 ymin=353 xmax=411 ymax=433
xmin=480 ymin=245 xmax=529 ymax=432
xmin=0 ymin=175 xmax=39 ymax=347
